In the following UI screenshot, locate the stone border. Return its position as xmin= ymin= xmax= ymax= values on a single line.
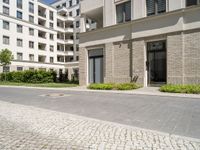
xmin=0 ymin=85 xmax=200 ymax=99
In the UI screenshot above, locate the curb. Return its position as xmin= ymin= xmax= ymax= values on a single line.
xmin=0 ymin=85 xmax=200 ymax=99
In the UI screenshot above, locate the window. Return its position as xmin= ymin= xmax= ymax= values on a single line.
xmin=29 ymin=2 xmax=34 ymax=13
xmin=17 ymin=11 xmax=22 ymax=19
xmin=17 ymin=53 xmax=23 ymax=60
xmin=29 ymin=28 xmax=34 ymax=36
xmin=17 ymin=24 xmax=23 ymax=33
xmin=3 ymin=21 xmax=9 ymax=30
xmin=76 ymin=21 xmax=80 ymax=28
xmin=49 ymin=23 xmax=54 ymax=29
xmin=50 ymin=45 xmax=54 ymax=52
xmin=146 ymin=0 xmax=166 ymax=16
xmin=76 ymin=9 xmax=80 ymax=16
xmin=76 ymin=56 xmax=79 ymax=61
xmin=76 ymin=0 xmax=80 ymax=4
xmin=50 ymin=34 xmax=54 ymax=40
xmin=17 ymin=39 xmax=23 ymax=47
xmin=186 ymin=0 xmax=199 ymax=6
xmin=116 ymin=1 xmax=131 ymax=23
xmin=29 ymin=41 xmax=34 ymax=48
xmin=29 ymin=54 xmax=34 ymax=61
xmin=29 ymin=15 xmax=34 ymax=23
xmin=50 ymin=57 xmax=54 ymax=63
xmin=3 ymin=6 xmax=9 ymax=15
xmin=17 ymin=0 xmax=22 ymax=9
xmin=3 ymin=66 xmax=10 ymax=73
xmin=17 ymin=67 xmax=23 ymax=71
xmin=69 ymin=0 xmax=72 ymax=7
xmin=29 ymin=67 xmax=34 ymax=70
xmin=62 ymin=3 xmax=66 ymax=7
xmin=3 ymin=36 xmax=9 ymax=45
xmin=69 ymin=11 xmax=72 ymax=16
xmin=50 ymin=11 xmax=54 ymax=20
xmin=3 ymin=0 xmax=9 ymax=4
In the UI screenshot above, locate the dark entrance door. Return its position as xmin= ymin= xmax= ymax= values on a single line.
xmin=88 ymin=49 xmax=103 ymax=84
xmin=147 ymin=41 xmax=167 ymax=86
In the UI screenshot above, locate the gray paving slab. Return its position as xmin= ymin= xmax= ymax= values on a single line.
xmin=0 ymin=101 xmax=200 ymax=150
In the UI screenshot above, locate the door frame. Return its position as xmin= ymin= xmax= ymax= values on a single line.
xmin=146 ymin=40 xmax=167 ymax=87
xmin=87 ymin=47 xmax=104 ymax=85
xmin=89 ymin=55 xmax=103 ymax=84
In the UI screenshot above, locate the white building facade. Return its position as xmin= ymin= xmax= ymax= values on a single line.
xmin=0 ymin=0 xmax=79 ymax=80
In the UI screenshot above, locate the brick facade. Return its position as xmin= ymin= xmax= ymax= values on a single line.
xmin=79 ymin=29 xmax=200 ymax=86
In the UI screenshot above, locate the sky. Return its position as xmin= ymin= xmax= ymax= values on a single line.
xmin=42 ymin=0 xmax=56 ymax=4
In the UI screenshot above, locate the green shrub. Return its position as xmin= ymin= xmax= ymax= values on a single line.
xmin=160 ymin=84 xmax=200 ymax=94
xmin=114 ymin=83 xmax=140 ymax=90
xmin=0 ymin=70 xmax=55 ymax=83
xmin=88 ymin=83 xmax=114 ymax=90
xmin=88 ymin=83 xmax=141 ymax=90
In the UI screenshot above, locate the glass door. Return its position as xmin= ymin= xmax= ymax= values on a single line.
xmin=89 ymin=56 xmax=103 ymax=84
xmin=147 ymin=41 xmax=166 ymax=86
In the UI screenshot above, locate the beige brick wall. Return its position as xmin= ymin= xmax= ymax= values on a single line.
xmin=132 ymin=39 xmax=145 ymax=85
xmin=79 ymin=29 xmax=200 ymax=86
xmin=79 ymin=47 xmax=87 ymax=86
xmin=104 ymin=41 xmax=131 ymax=83
xmin=167 ymin=32 xmax=184 ymax=84
xmin=184 ymin=30 xmax=200 ymax=84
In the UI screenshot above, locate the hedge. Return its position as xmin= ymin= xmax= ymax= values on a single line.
xmin=0 ymin=70 xmax=56 ymax=83
xmin=160 ymin=84 xmax=200 ymax=94
xmin=88 ymin=83 xmax=141 ymax=90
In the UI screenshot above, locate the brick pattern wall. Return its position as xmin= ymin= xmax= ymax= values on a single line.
xmin=184 ymin=30 xmax=200 ymax=84
xmin=104 ymin=41 xmax=131 ymax=83
xmin=132 ymin=39 xmax=145 ymax=85
xmin=79 ymin=30 xmax=200 ymax=86
xmin=79 ymin=47 xmax=87 ymax=86
xmin=167 ymin=32 xmax=184 ymax=84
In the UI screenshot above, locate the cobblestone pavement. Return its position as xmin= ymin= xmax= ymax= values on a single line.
xmin=0 ymin=101 xmax=200 ymax=150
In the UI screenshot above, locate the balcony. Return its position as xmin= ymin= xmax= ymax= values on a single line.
xmin=38 ymin=6 xmax=46 ymax=18
xmin=38 ymin=18 xmax=46 ymax=27
xmin=38 ymin=43 xmax=46 ymax=51
xmin=57 ymin=7 xmax=68 ymax=16
xmin=81 ymin=0 xmax=103 ymax=31
xmin=65 ymin=28 xmax=74 ymax=33
xmin=38 ymin=55 xmax=46 ymax=63
xmin=57 ymin=15 xmax=74 ymax=22
xmin=38 ymin=30 xmax=46 ymax=39
xmin=57 ymin=55 xmax=65 ymax=63
xmin=81 ymin=0 xmax=103 ymax=15
xmin=65 ymin=39 xmax=74 ymax=45
xmin=65 ymin=50 xmax=74 ymax=56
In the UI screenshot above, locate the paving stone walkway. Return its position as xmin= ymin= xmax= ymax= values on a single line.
xmin=0 ymin=101 xmax=199 ymax=150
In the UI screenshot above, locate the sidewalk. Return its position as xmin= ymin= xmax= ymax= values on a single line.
xmin=0 ymin=100 xmax=199 ymax=150
xmin=0 ymin=85 xmax=200 ymax=99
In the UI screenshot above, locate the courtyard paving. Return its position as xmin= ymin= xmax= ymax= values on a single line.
xmin=0 ymin=100 xmax=200 ymax=150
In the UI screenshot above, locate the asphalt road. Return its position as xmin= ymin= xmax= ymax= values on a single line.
xmin=0 ymin=87 xmax=199 ymax=139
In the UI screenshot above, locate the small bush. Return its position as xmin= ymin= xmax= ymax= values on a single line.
xmin=88 ymin=83 xmax=140 ymax=90
xmin=114 ymin=83 xmax=140 ymax=90
xmin=160 ymin=84 xmax=200 ymax=94
xmin=88 ymin=83 xmax=114 ymax=90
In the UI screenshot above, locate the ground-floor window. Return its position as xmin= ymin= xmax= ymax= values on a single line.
xmin=3 ymin=66 xmax=10 ymax=73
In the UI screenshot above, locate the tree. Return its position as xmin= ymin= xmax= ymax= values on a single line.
xmin=0 ymin=49 xmax=13 ymax=81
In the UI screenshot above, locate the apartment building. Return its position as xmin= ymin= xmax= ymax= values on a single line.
xmin=51 ymin=0 xmax=81 ymax=62
xmin=0 ymin=0 xmax=79 ymax=79
xmin=79 ymin=0 xmax=200 ymax=86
